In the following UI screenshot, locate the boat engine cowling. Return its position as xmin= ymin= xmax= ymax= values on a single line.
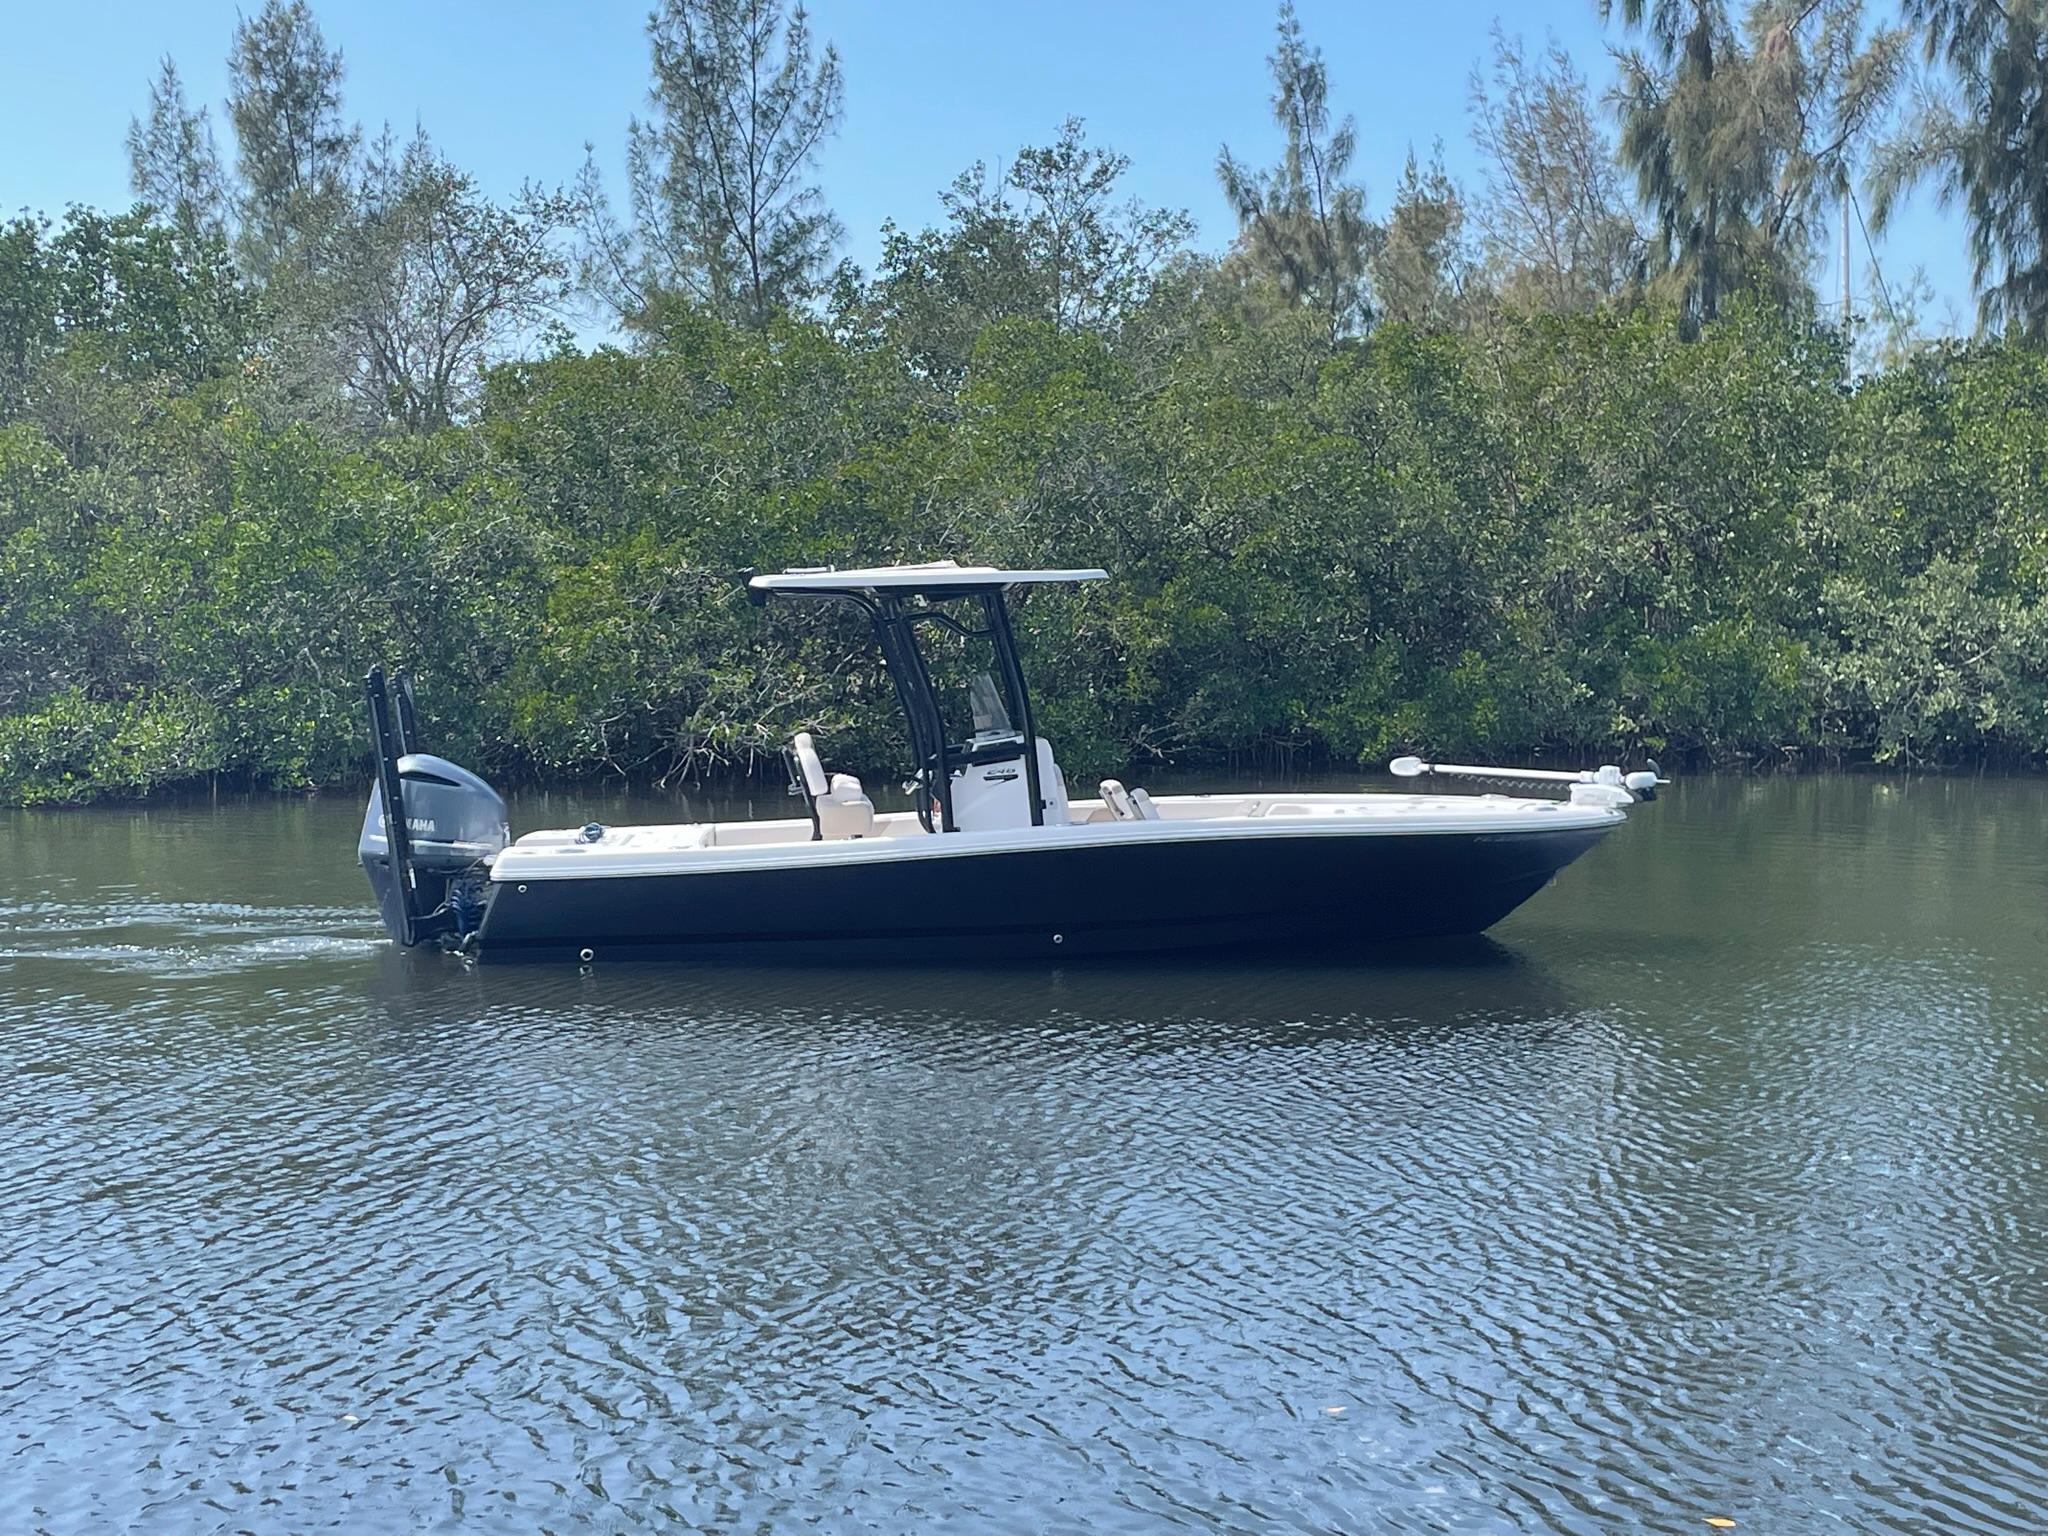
xmin=358 ymin=753 xmax=509 ymax=945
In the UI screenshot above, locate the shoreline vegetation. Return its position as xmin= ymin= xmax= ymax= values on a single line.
xmin=5 ymin=0 xmax=2048 ymax=808
xmin=0 ymin=754 xmax=2031 ymax=823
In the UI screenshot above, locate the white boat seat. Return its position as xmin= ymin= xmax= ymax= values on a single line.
xmin=791 ymin=731 xmax=829 ymax=795
xmin=1100 ymin=779 xmax=1137 ymax=821
xmin=817 ymin=772 xmax=873 ymax=840
xmin=1128 ymin=787 xmax=1161 ymax=820
xmin=791 ymin=731 xmax=872 ymax=838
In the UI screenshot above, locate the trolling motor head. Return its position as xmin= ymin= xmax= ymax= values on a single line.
xmin=358 ymin=667 xmax=509 ymax=947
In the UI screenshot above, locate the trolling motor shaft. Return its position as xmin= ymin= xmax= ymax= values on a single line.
xmin=1389 ymin=755 xmax=1669 ymax=803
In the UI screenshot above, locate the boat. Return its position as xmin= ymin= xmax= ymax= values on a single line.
xmin=358 ymin=562 xmax=1666 ymax=962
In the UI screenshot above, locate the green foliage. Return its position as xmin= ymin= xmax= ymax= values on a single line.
xmin=0 ymin=209 xmax=249 ymax=422
xmin=1605 ymin=0 xmax=1905 ymax=335
xmin=6 ymin=211 xmax=2048 ymax=804
xmin=0 ymin=688 xmax=225 ymax=805
xmin=1878 ymin=1 xmax=2048 ymax=338
xmin=1216 ymin=1 xmax=1378 ymax=342
xmin=584 ymin=0 xmax=845 ymax=328
xmin=5 ymin=0 xmax=2047 ymax=803
xmin=848 ymin=119 xmax=1193 ymax=385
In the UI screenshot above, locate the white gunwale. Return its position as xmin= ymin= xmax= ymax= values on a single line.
xmin=491 ymin=792 xmax=1623 ymax=883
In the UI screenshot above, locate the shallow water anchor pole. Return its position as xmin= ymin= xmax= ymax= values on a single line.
xmin=392 ymin=667 xmax=421 ymax=757
xmin=365 ymin=667 xmax=419 ymax=946
xmin=1390 ymin=755 xmax=1668 ymax=801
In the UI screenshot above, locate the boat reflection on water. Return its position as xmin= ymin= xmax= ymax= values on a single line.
xmin=361 ymin=930 xmax=1595 ymax=1056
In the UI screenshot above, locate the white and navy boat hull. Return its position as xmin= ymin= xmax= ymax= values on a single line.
xmin=358 ymin=564 xmax=1663 ymax=964
xmin=466 ymin=797 xmax=1621 ymax=963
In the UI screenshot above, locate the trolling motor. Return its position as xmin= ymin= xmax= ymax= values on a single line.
xmin=358 ymin=667 xmax=510 ymax=947
xmin=1389 ymin=754 xmax=1670 ymax=807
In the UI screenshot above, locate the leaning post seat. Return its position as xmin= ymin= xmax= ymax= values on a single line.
xmin=817 ymin=773 xmax=874 ymax=839
xmin=791 ymin=732 xmax=873 ymax=839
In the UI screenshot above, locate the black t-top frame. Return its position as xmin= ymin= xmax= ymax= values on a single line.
xmin=752 ymin=580 xmax=1044 ymax=834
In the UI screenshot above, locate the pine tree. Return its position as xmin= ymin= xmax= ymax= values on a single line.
xmin=1216 ymin=2 xmax=1378 ymax=343
xmin=126 ymin=58 xmax=230 ymax=240
xmin=227 ymin=0 xmax=359 ymax=271
xmin=585 ymin=0 xmax=844 ymax=328
xmin=1371 ymin=148 xmax=1470 ymax=328
xmin=1467 ymin=29 xmax=1646 ymax=311
xmin=1875 ymin=0 xmax=2048 ymax=338
xmin=1605 ymin=0 xmax=1902 ymax=336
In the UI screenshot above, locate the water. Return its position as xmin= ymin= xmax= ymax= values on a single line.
xmin=3 ymin=775 xmax=2044 ymax=1533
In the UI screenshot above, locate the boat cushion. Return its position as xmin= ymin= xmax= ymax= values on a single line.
xmin=817 ymin=772 xmax=874 ymax=839
xmin=1099 ymin=779 xmax=1137 ymax=821
xmin=1128 ymin=787 xmax=1161 ymax=821
xmin=790 ymin=732 xmax=829 ymax=797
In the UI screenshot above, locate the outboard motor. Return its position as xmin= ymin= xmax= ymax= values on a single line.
xmin=358 ymin=668 xmax=509 ymax=947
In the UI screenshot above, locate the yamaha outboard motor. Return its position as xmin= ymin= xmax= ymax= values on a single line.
xmin=358 ymin=668 xmax=510 ymax=947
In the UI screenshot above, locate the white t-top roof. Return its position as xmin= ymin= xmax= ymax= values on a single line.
xmin=749 ymin=560 xmax=1107 ymax=594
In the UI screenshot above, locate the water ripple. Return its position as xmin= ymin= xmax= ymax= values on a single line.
xmin=2 ymin=781 xmax=2045 ymax=1532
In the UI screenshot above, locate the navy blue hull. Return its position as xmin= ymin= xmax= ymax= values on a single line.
xmin=470 ymin=825 xmax=1614 ymax=963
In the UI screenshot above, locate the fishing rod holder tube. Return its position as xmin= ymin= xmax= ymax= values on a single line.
xmin=358 ymin=667 xmax=511 ymax=947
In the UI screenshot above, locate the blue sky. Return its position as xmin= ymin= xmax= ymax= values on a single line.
xmin=0 ymin=0 xmax=1971 ymax=335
